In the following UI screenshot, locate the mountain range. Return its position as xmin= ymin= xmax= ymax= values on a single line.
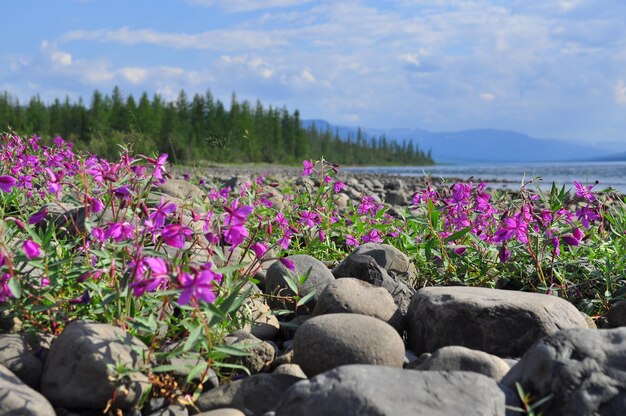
xmin=302 ymin=119 xmax=622 ymax=163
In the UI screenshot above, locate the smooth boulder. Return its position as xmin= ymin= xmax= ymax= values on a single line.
xmin=502 ymin=327 xmax=626 ymax=416
xmin=272 ymin=365 xmax=505 ymax=416
xmin=0 ymin=364 xmax=55 ymax=416
xmin=407 ymin=286 xmax=589 ymax=357
xmin=41 ymin=321 xmax=150 ymax=410
xmin=293 ymin=313 xmax=405 ymax=377
xmin=0 ymin=333 xmax=43 ymax=388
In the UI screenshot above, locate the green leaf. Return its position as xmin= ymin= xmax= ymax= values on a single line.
xmin=151 ymin=364 xmax=186 ymax=373
xmin=444 ymin=226 xmax=472 ymax=243
xmin=7 ymin=278 xmax=21 ymax=299
xmin=212 ymin=344 xmax=252 ymax=357
xmin=283 ymin=273 xmax=300 ymax=295
xmin=296 ymin=291 xmax=315 ymax=307
xmin=183 ymin=325 xmax=203 ymax=352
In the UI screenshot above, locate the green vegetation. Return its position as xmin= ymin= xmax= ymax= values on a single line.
xmin=0 ymin=88 xmax=433 ymax=166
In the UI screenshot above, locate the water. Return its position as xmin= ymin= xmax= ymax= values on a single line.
xmin=345 ymin=161 xmax=626 ymax=193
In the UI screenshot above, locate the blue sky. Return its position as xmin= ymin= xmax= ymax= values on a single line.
xmin=2 ymin=0 xmax=626 ymax=147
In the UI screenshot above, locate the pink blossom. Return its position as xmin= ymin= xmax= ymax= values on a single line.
xmin=0 ymin=175 xmax=16 ymax=193
xmin=362 ymin=229 xmax=383 ymax=244
xmin=161 ymin=224 xmax=193 ymax=249
xmin=178 ymin=267 xmax=221 ymax=305
xmin=23 ymin=240 xmax=41 ymax=259
xmin=345 ymin=234 xmax=359 ymax=247
xmin=279 ymin=257 xmax=296 ymax=271
xmin=251 ymin=242 xmax=268 ymax=259
xmin=302 ymin=160 xmax=314 ymax=176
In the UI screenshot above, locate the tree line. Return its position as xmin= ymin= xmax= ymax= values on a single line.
xmin=0 ymin=88 xmax=433 ymax=166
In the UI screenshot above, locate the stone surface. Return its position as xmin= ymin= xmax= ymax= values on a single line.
xmin=293 ymin=313 xmax=405 ymax=377
xmin=0 ymin=333 xmax=43 ymax=388
xmin=196 ymin=410 xmax=246 ymax=416
xmin=407 ymin=286 xmax=589 ymax=357
xmin=607 ymin=300 xmax=626 ymax=327
xmin=195 ymin=373 xmax=301 ymax=415
xmin=156 ymin=179 xmax=205 ymax=201
xmin=36 ymin=202 xmax=86 ymax=237
xmin=502 ymin=327 xmax=626 ymax=416
xmin=264 ymin=254 xmax=335 ymax=314
xmin=312 ymin=277 xmax=404 ymax=332
xmin=241 ymin=299 xmax=280 ymax=341
xmin=347 ymin=243 xmax=416 ymax=282
xmin=272 ymin=365 xmax=505 ymax=416
xmin=223 ymin=330 xmax=276 ymax=374
xmin=411 ymin=345 xmax=511 ymax=382
xmin=332 ymin=253 xmax=414 ymax=314
xmin=272 ymin=364 xmax=307 ymax=379
xmin=0 ymin=363 xmax=55 ymax=416
xmin=384 ymin=190 xmax=407 ymax=206
xmin=41 ymin=321 xmax=150 ymax=410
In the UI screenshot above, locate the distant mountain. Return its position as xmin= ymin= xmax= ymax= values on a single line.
xmin=302 ymin=120 xmax=616 ymax=163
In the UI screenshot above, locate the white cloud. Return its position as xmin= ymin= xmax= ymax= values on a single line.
xmin=62 ymin=27 xmax=286 ymax=51
xmin=51 ymin=50 xmax=72 ymax=66
xmin=220 ymin=55 xmax=274 ymax=79
xmin=615 ymin=80 xmax=626 ymax=105
xmin=480 ymin=92 xmax=495 ymax=101
xmin=185 ymin=0 xmax=310 ymax=12
xmin=119 ymin=67 xmax=148 ymax=84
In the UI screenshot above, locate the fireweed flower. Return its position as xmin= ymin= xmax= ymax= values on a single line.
xmin=148 ymin=198 xmax=178 ymax=229
xmin=178 ymin=267 xmax=222 ymax=305
xmin=345 ymin=234 xmax=359 ymax=247
xmin=23 ymin=240 xmax=41 ymax=259
xmin=362 ymin=229 xmax=383 ymax=244
xmin=161 ymin=224 xmax=193 ymax=249
xmin=576 ymin=206 xmax=600 ymax=229
xmin=279 ymin=257 xmax=296 ymax=271
xmin=106 ymin=222 xmax=135 ymax=242
xmin=224 ymin=200 xmax=253 ymax=226
xmin=274 ymin=212 xmax=289 ymax=231
xmin=223 ymin=223 xmax=249 ymax=247
xmin=333 ymin=181 xmax=345 ymax=193
xmin=494 ymin=215 xmax=529 ymax=244
xmin=574 ymin=181 xmax=596 ymax=201
xmin=152 ymin=154 xmax=168 ymax=180
xmin=130 ymin=257 xmax=169 ymax=297
xmin=299 ymin=211 xmax=318 ymax=228
xmin=0 ymin=273 xmax=13 ymax=302
xmin=28 ymin=209 xmax=48 ymax=225
xmin=251 ymin=242 xmax=268 ymax=259
xmin=302 ymin=160 xmax=314 ymax=176
xmin=0 ymin=175 xmax=16 ymax=193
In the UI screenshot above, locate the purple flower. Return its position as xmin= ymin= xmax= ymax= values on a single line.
xmin=299 ymin=211 xmax=317 ymax=228
xmin=0 ymin=175 xmax=16 ymax=193
xmin=178 ymin=267 xmax=221 ymax=305
xmin=0 ymin=273 xmax=13 ymax=302
xmin=113 ymin=185 xmax=132 ymax=199
xmin=223 ymin=223 xmax=249 ymax=247
xmin=224 ymin=200 xmax=253 ymax=226
xmin=362 ymin=229 xmax=383 ymax=244
xmin=28 ymin=209 xmax=48 ymax=225
xmin=106 ymin=222 xmax=135 ymax=242
xmin=576 ymin=206 xmax=600 ymax=229
xmin=302 ymin=160 xmax=314 ymax=176
xmin=130 ymin=257 xmax=168 ymax=297
xmin=279 ymin=257 xmax=296 ymax=271
xmin=161 ymin=224 xmax=193 ymax=249
xmin=251 ymin=242 xmax=268 ymax=259
xmin=345 ymin=234 xmax=359 ymax=247
xmin=498 ymin=246 xmax=511 ymax=263
xmin=277 ymin=230 xmax=292 ymax=250
xmin=334 ymin=181 xmax=345 ymax=193
xmin=148 ymin=198 xmax=178 ymax=229
xmin=274 ymin=212 xmax=288 ymax=230
xmin=494 ymin=215 xmax=528 ymax=244
xmin=23 ymin=240 xmax=41 ymax=259
xmin=574 ymin=181 xmax=596 ymax=201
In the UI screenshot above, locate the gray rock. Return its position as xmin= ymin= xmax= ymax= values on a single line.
xmin=384 ymin=190 xmax=407 ymax=206
xmin=0 ymin=363 xmax=55 ymax=416
xmin=502 ymin=327 xmax=626 ymax=416
xmin=411 ymin=345 xmax=511 ymax=382
xmin=36 ymin=202 xmax=86 ymax=237
xmin=312 ymin=278 xmax=404 ymax=332
xmin=272 ymin=365 xmax=505 ymax=416
xmin=347 ymin=243 xmax=416 ymax=282
xmin=156 ymin=179 xmax=204 ymax=201
xmin=272 ymin=364 xmax=307 ymax=379
xmin=223 ymin=330 xmax=275 ymax=374
xmin=145 ymin=403 xmax=188 ymax=416
xmin=332 ymin=254 xmax=414 ymax=314
xmin=241 ymin=299 xmax=280 ymax=341
xmin=407 ymin=286 xmax=589 ymax=357
xmin=264 ymin=254 xmax=335 ymax=314
xmin=293 ymin=313 xmax=405 ymax=377
xmin=0 ymin=333 xmax=43 ymax=388
xmin=384 ymin=178 xmax=404 ymax=190
xmin=607 ymin=300 xmax=626 ymax=327
xmin=164 ymin=352 xmax=219 ymax=389
xmin=196 ymin=410 xmax=246 ymax=416
xmin=41 ymin=321 xmax=150 ymax=410
xmin=195 ymin=373 xmax=301 ymax=415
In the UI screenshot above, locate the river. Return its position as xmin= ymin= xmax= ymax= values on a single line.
xmin=345 ymin=161 xmax=626 ymax=193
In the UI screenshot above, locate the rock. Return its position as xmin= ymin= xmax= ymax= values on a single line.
xmin=272 ymin=364 xmax=307 ymax=379
xmin=411 ymin=345 xmax=511 ymax=382
xmin=156 ymin=179 xmax=204 ymax=201
xmin=241 ymin=299 xmax=280 ymax=341
xmin=196 ymin=410 xmax=246 ymax=416
xmin=264 ymin=255 xmax=335 ymax=314
xmin=272 ymin=365 xmax=505 ymax=416
xmin=407 ymin=286 xmax=589 ymax=357
xmin=607 ymin=300 xmax=626 ymax=327
xmin=223 ymin=330 xmax=276 ymax=374
xmin=41 ymin=321 xmax=150 ymax=410
xmin=293 ymin=313 xmax=405 ymax=377
xmin=144 ymin=402 xmax=188 ymax=416
xmin=36 ymin=202 xmax=86 ymax=237
xmin=384 ymin=190 xmax=407 ymax=206
xmin=163 ymin=352 xmax=219 ymax=389
xmin=384 ymin=178 xmax=404 ymax=190
xmin=0 ymin=363 xmax=55 ymax=415
xmin=502 ymin=327 xmax=626 ymax=416
xmin=347 ymin=243 xmax=416 ymax=282
xmin=332 ymin=254 xmax=414 ymax=314
xmin=195 ymin=373 xmax=301 ymax=415
xmin=0 ymin=333 xmax=43 ymax=388
xmin=312 ymin=278 xmax=404 ymax=332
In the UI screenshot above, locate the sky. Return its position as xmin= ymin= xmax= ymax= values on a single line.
xmin=2 ymin=0 xmax=626 ymax=147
